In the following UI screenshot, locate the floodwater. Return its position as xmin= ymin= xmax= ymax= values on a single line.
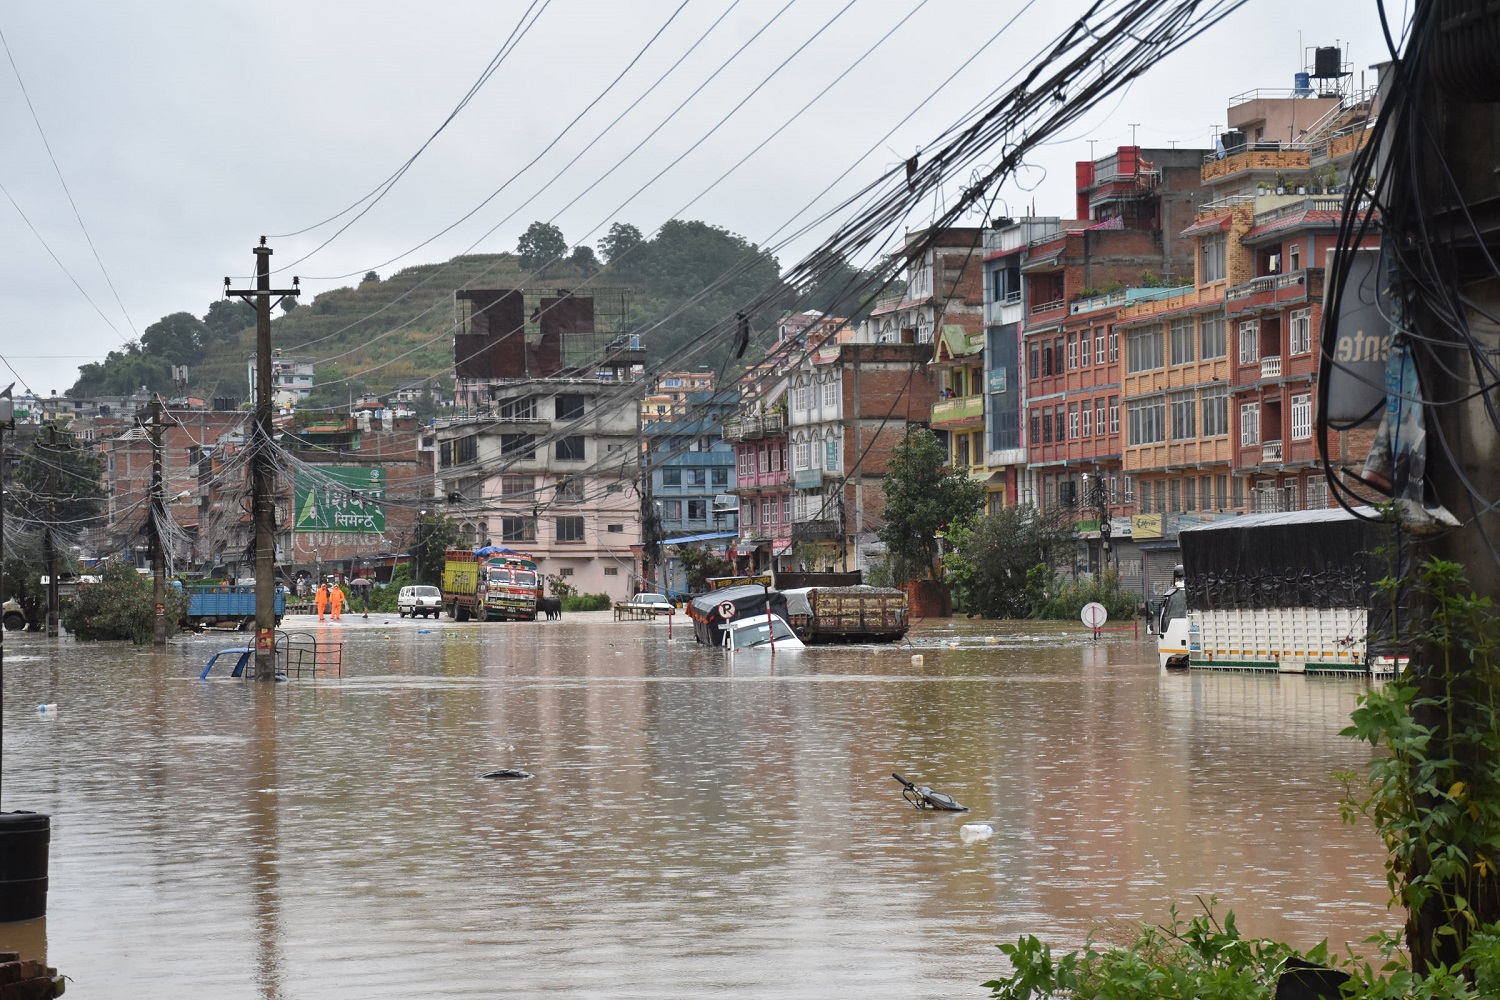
xmin=0 ymin=612 xmax=1395 ymax=998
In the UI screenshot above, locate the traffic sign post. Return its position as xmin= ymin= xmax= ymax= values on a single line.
xmin=1080 ymin=601 xmax=1109 ymax=638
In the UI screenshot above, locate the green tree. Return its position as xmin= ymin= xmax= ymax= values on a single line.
xmin=599 ymin=222 xmax=644 ymax=266
xmin=877 ymin=428 xmax=985 ymax=584
xmin=630 ymin=219 xmax=781 ymax=370
xmin=676 ymin=545 xmax=734 ymax=593
xmin=280 ymin=297 xmax=299 ymax=314
xmin=69 ymin=343 xmax=172 ymax=397
xmin=569 ymin=244 xmax=599 ymax=275
xmin=14 ymin=426 xmax=107 ymax=526
xmin=412 ymin=388 xmax=439 ymax=421
xmin=412 ymin=511 xmax=460 ymax=586
xmin=61 ymin=561 xmax=189 ymax=643
xmin=516 ymin=221 xmax=568 ymax=273
xmin=941 ymin=505 xmax=1073 ymax=619
xmin=140 ymin=311 xmax=209 ymax=364
xmin=202 ymin=299 xmax=255 ymax=340
xmin=362 ymin=271 xmax=380 ymax=284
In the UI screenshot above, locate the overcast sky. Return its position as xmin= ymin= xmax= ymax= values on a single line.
xmin=0 ymin=1 xmax=1399 ymax=396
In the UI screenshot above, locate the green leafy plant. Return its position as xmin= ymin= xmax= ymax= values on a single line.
xmin=61 ymin=561 xmax=189 ymax=644
xmin=561 ymin=592 xmax=610 ymax=612
xmin=984 ymin=898 xmax=1328 ymax=999
xmin=1338 ymin=556 xmax=1500 ymax=973
xmin=1032 ymin=568 xmax=1138 ymax=621
xmin=367 ymin=564 xmax=411 ymax=613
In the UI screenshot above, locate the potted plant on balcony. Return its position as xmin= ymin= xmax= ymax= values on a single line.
xmin=1274 ymin=173 xmax=1287 ymax=195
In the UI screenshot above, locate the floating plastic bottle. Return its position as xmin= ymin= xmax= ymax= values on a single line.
xmin=959 ymin=824 xmax=994 ymax=842
xmin=36 ymin=704 xmax=57 ymax=717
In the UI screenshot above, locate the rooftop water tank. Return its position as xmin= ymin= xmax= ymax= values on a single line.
xmin=1313 ymin=46 xmax=1346 ymax=79
xmin=1293 ymin=72 xmax=1313 ymax=97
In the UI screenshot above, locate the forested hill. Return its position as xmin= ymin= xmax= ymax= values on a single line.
xmin=65 ymin=219 xmax=877 ymax=405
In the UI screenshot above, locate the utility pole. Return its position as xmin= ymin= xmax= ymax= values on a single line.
xmin=226 ymin=239 xmax=299 ymax=679
xmin=43 ymin=425 xmax=58 ymax=638
xmin=1 ymin=384 xmax=13 ymax=806
xmin=1363 ymin=0 xmax=1500 ymax=972
xmin=148 ymin=395 xmax=168 ymax=646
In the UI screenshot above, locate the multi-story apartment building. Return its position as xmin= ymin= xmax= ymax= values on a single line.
xmin=1110 ymin=83 xmax=1378 ymax=591
xmin=980 ymin=218 xmax=1057 ymax=511
xmin=639 ymin=369 xmax=716 ymax=420
xmin=868 ymin=228 xmax=986 ymax=347
xmin=929 ymin=324 xmax=987 ymax=482
xmin=876 ymin=227 xmax=990 ymax=489
xmin=721 ymin=311 xmax=840 ymax=574
xmin=246 ymin=350 xmax=315 ymax=407
xmin=434 ymin=287 xmax=644 ymax=600
xmin=785 ymin=332 xmax=938 ymax=574
xmin=1020 ymin=147 xmax=1210 ymax=508
xmin=723 ymin=394 xmax=790 ymax=575
xmin=645 ymin=398 xmax=738 ymax=595
xmin=1124 ymin=86 xmax=1379 ymax=507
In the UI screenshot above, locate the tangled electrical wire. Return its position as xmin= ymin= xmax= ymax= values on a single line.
xmin=1318 ymin=0 xmax=1500 ymax=566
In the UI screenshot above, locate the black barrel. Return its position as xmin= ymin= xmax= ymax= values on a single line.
xmin=0 ymin=811 xmax=50 ymax=922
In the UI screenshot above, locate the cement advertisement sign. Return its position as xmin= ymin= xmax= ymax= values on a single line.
xmin=1323 ymin=247 xmax=1391 ymax=427
xmin=294 ymin=467 xmax=386 ymax=534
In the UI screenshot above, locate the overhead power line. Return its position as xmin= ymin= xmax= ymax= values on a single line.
xmin=0 ymin=23 xmax=139 ymax=339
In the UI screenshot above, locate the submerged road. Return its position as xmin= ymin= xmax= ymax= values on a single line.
xmin=0 ymin=611 xmax=1393 ymax=998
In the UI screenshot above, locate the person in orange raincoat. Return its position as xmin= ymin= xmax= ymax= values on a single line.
xmin=329 ymin=582 xmax=345 ymax=622
xmin=315 ymin=582 xmax=330 ymax=621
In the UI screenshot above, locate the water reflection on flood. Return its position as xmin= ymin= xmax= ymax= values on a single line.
xmin=0 ymin=615 xmax=1395 ymax=999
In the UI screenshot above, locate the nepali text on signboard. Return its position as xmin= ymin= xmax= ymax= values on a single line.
xmin=294 ymin=467 xmax=385 ymax=533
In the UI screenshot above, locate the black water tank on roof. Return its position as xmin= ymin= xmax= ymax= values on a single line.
xmin=1313 ymin=46 xmax=1343 ymax=78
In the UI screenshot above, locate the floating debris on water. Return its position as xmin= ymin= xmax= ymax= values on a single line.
xmin=960 ymin=824 xmax=994 ymax=842
xmin=480 ymin=768 xmax=533 ymax=781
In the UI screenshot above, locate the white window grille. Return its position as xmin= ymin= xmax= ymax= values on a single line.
xmin=1240 ymin=401 xmax=1261 ymax=446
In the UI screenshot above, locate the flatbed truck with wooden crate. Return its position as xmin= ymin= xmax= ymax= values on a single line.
xmin=780 ymin=586 xmax=909 ymax=644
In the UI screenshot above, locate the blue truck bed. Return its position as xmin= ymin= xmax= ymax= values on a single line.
xmin=186 ymin=586 xmax=285 ymax=627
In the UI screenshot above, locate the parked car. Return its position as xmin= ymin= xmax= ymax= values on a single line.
xmin=398 ymin=585 xmax=443 ymax=618
xmin=626 ymin=592 xmax=675 ymax=614
xmin=2 ymin=598 xmax=26 ymax=632
xmin=722 ymin=614 xmax=806 ymax=651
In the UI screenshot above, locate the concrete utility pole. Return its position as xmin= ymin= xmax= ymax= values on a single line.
xmin=43 ymin=426 xmax=58 ymax=638
xmin=225 ymin=239 xmax=299 ymax=679
xmin=149 ymin=395 xmax=168 ymax=646
xmin=0 ymin=384 xmax=13 ymax=806
xmin=1385 ymin=0 xmax=1500 ymax=971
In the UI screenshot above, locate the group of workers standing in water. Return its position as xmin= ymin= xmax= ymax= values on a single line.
xmin=313 ymin=579 xmax=371 ymax=621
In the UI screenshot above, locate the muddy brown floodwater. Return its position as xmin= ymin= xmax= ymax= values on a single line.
xmin=0 ymin=612 xmax=1395 ymax=998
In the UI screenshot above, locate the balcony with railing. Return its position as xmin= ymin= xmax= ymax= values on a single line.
xmin=930 ymin=395 xmax=985 ymax=427
xmin=720 ymin=411 xmax=786 ymax=442
xmin=1225 ymin=268 xmax=1324 ymax=315
xmin=1252 ymin=197 xmax=1346 ymax=228
xmin=1262 ymin=439 xmax=1283 ymax=463
xmin=1201 ymin=147 xmax=1310 ymax=184
xmin=985 ymin=292 xmax=1024 ymax=326
xmin=1260 ymin=356 xmax=1282 ymax=379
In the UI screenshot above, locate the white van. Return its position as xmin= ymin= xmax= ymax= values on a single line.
xmin=398 ymin=585 xmax=442 ymax=618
